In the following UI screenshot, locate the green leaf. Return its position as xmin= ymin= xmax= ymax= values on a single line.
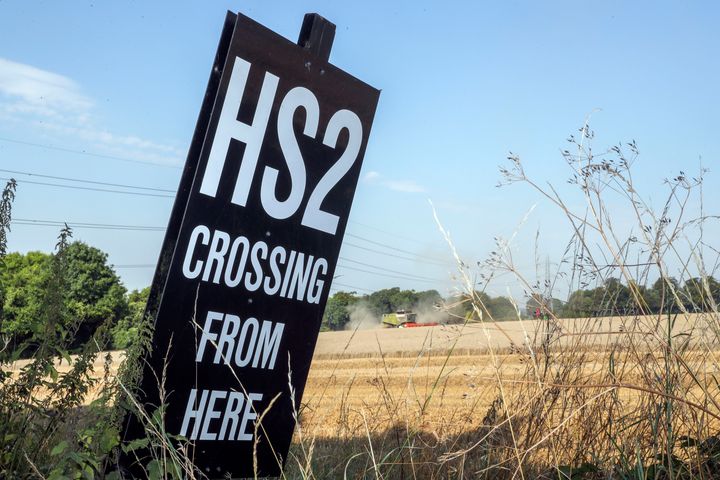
xmin=121 ymin=437 xmax=149 ymax=453
xmin=51 ymin=440 xmax=69 ymax=456
xmin=147 ymin=459 xmax=161 ymax=480
xmin=68 ymin=451 xmax=86 ymax=465
xmin=60 ymin=350 xmax=73 ymax=365
xmin=557 ymin=465 xmax=572 ymax=479
xmin=48 ymin=471 xmax=71 ymax=480
xmin=100 ymin=428 xmax=119 ymax=452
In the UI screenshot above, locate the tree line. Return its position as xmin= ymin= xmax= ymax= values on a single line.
xmin=321 ymin=287 xmax=520 ymax=331
xmin=3 ymin=243 xmax=718 ymax=342
xmin=0 ymin=242 xmax=148 ymax=353
xmin=539 ymin=276 xmax=720 ymax=318
xmin=323 ymin=276 xmax=720 ymax=330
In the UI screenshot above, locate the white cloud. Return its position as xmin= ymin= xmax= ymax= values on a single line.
xmin=0 ymin=57 xmax=183 ymax=166
xmin=362 ymin=170 xmax=427 ymax=194
xmin=0 ymin=58 xmax=92 ymax=114
xmin=384 ymin=179 xmax=426 ymax=193
xmin=363 ymin=170 xmax=381 ymax=181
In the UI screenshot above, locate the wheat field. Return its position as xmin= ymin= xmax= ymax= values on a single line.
xmin=8 ymin=312 xmax=718 ymax=478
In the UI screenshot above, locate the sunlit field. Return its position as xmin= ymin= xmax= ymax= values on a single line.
xmin=10 ymin=310 xmax=718 ymax=478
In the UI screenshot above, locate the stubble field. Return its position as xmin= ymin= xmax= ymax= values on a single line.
xmin=292 ymin=313 xmax=720 ymax=477
xmin=10 ymin=313 xmax=718 ymax=478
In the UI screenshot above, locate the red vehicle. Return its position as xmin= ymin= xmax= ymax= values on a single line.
xmin=399 ymin=321 xmax=440 ymax=328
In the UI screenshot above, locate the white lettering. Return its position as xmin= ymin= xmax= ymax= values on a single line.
xmin=180 ymin=389 xmax=262 ymax=442
xmin=196 ymin=310 xmax=223 ymax=362
xmin=182 ymin=225 xmax=210 ymax=279
xmin=252 ymin=320 xmax=284 ymax=369
xmin=218 ymin=391 xmax=245 ymax=441
xmin=180 ymin=389 xmax=208 ymax=441
xmin=260 ymin=87 xmax=318 ymax=219
xmin=235 ymin=317 xmax=259 ymax=367
xmin=238 ymin=392 xmax=263 ymax=441
xmin=202 ymin=229 xmax=230 ymax=284
xmin=200 ymin=390 xmax=227 ymax=441
xmin=263 ymin=246 xmax=286 ymax=295
xmin=286 ymin=253 xmax=312 ymax=301
xmin=301 ymin=109 xmax=363 ymax=234
xmin=307 ymin=258 xmax=328 ymax=304
xmin=244 ymin=241 xmax=268 ymax=292
xmin=224 ymin=236 xmax=250 ymax=287
xmin=180 ymin=226 xmax=328 ymax=304
xmin=196 ymin=311 xmax=285 ymax=371
xmin=213 ymin=314 xmax=241 ymax=364
xmin=199 ymin=57 xmax=279 ymax=204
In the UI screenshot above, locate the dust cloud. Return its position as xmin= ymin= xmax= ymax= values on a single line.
xmin=345 ymin=304 xmax=380 ymax=330
xmin=344 ymin=303 xmax=449 ymax=331
xmin=415 ymin=306 xmax=447 ymax=324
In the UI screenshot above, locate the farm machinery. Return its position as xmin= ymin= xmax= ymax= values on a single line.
xmin=381 ymin=310 xmax=439 ymax=328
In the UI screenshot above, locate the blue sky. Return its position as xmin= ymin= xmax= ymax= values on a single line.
xmin=0 ymin=1 xmax=718 ymax=301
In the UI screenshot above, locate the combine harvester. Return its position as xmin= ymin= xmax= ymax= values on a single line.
xmin=381 ymin=310 xmax=439 ymax=328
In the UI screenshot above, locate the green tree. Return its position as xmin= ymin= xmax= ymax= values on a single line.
xmin=64 ymin=242 xmax=128 ymax=346
xmin=526 ymin=293 xmax=563 ymax=318
xmin=322 ymin=291 xmax=359 ymax=331
xmin=388 ymin=288 xmax=418 ymax=311
xmin=447 ymin=291 xmax=492 ymax=322
xmin=416 ymin=289 xmax=442 ymax=310
xmin=601 ymin=278 xmax=631 ymax=315
xmin=564 ymin=289 xmax=594 ymax=318
xmin=487 ymin=296 xmax=517 ymax=320
xmin=0 ymin=251 xmax=52 ymax=342
xmin=0 ymin=242 xmax=128 ymax=349
xmin=683 ymin=276 xmax=720 ymax=312
xmin=112 ymin=286 xmax=150 ymax=349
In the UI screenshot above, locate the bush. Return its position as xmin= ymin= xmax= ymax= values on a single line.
xmin=111 ymin=287 xmax=150 ymax=349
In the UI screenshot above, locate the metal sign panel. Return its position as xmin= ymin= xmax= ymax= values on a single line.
xmin=123 ymin=11 xmax=379 ymax=478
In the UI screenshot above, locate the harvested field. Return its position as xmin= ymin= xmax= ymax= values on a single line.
xmin=312 ymin=313 xmax=710 ymax=357
xmin=291 ymin=313 xmax=720 ymax=477
xmin=9 ymin=313 xmax=719 ymax=477
xmin=304 ymin=313 xmax=718 ymax=428
xmin=10 ymin=313 xmax=715 ymax=409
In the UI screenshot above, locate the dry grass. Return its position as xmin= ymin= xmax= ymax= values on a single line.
xmin=8 ymin=309 xmax=720 ymax=478
xmin=285 ymin=312 xmax=720 ymax=479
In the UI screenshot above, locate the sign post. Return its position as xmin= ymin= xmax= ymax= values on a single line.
xmin=121 ymin=11 xmax=379 ymax=478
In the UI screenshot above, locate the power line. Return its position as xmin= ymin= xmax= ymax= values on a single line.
xmin=114 ymin=261 xmax=443 ymax=288
xmin=13 ymin=218 xmax=446 ymax=282
xmin=0 ymin=136 xmax=182 ymax=169
xmin=4 ymin=167 xmax=451 ymax=265
xmin=2 ymin=177 xmax=174 ymax=198
xmin=3 ymin=168 xmax=448 ymax=263
xmin=336 ymin=263 xmax=444 ymax=284
xmin=338 ymin=256 xmax=444 ymax=283
xmin=13 ymin=218 xmax=164 ymax=231
xmin=114 ymin=261 xmax=442 ymax=286
xmin=344 ymin=232 xmax=448 ymax=263
xmin=330 ymin=281 xmax=373 ymax=293
xmin=115 ymin=266 xmax=422 ymax=298
xmin=347 ymin=219 xmax=435 ymax=246
xmin=343 ymin=241 xmax=449 ymax=267
xmin=13 ymin=217 xmax=451 ymax=269
xmin=0 ymin=168 xmax=175 ymax=193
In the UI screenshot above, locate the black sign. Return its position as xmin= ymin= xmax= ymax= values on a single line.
xmin=122 ymin=11 xmax=379 ymax=478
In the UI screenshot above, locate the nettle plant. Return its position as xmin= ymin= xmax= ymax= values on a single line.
xmin=0 ymin=179 xmax=124 ymax=479
xmin=0 ymin=178 xmax=197 ymax=480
